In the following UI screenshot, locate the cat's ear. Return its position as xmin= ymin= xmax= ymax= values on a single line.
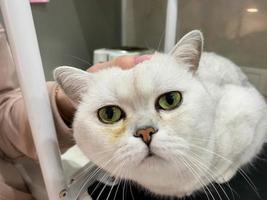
xmin=169 ymin=30 xmax=203 ymax=72
xmin=54 ymin=66 xmax=92 ymax=103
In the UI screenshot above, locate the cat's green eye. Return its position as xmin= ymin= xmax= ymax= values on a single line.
xmin=157 ymin=91 xmax=182 ymax=110
xmin=98 ymin=105 xmax=124 ymax=124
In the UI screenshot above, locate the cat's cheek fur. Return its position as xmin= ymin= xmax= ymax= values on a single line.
xmin=73 ymin=108 xmax=114 ymax=166
xmin=214 ymin=85 xmax=267 ymax=183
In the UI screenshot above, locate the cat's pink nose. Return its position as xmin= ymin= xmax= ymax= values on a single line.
xmin=134 ymin=127 xmax=158 ymax=146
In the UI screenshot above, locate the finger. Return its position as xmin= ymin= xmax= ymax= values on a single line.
xmin=87 ymin=60 xmax=113 ymax=72
xmin=87 ymin=56 xmax=135 ymax=72
xmin=87 ymin=54 xmax=152 ymax=73
xmin=112 ymin=54 xmax=152 ymax=68
xmin=134 ymin=55 xmax=152 ymax=64
xmin=111 ymin=55 xmax=136 ymax=69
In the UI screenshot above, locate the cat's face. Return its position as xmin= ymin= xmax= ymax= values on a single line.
xmin=54 ymin=31 xmax=231 ymax=197
xmin=73 ymin=54 xmax=215 ymax=196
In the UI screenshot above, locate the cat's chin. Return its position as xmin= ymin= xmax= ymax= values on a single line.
xmin=135 ymin=180 xmax=195 ymax=198
xmin=125 ymin=154 xmax=204 ymax=198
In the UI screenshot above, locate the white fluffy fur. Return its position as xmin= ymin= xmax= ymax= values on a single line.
xmin=54 ymin=30 xmax=267 ymax=198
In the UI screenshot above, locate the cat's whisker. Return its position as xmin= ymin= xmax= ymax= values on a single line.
xmin=113 ymin=178 xmax=122 ymax=200
xmin=188 ymin=151 xmax=237 ymax=200
xmin=72 ymin=168 xmax=102 ymax=199
xmin=187 ymin=137 xmax=216 ymax=144
xmin=112 ymin=162 xmax=128 ymax=200
xmin=174 ymin=156 xmax=214 ymax=200
xmin=124 ymin=168 xmax=133 ymax=200
xmin=118 ymin=161 xmax=135 ymax=200
xmin=95 ymin=173 xmax=116 ymax=200
xmin=94 ymin=173 xmax=110 ymax=200
xmin=122 ymin=179 xmax=126 ymax=200
xmin=87 ymin=157 xmax=119 ymax=197
xmin=75 ymin=154 xmax=118 ymax=199
xmin=188 ymin=143 xmax=233 ymax=164
xmin=189 ymin=143 xmax=261 ymax=198
xmin=185 ymin=153 xmax=230 ymax=200
xmin=129 ymin=182 xmax=135 ymax=200
xmin=172 ymin=155 xmax=188 ymax=187
xmin=65 ymin=54 xmax=92 ymax=66
xmin=105 ymin=173 xmax=121 ymax=200
xmin=144 ymin=40 xmax=153 ymax=51
xmin=157 ymin=28 xmax=166 ymax=52
xmin=188 ymin=135 xmax=216 ymax=141
xmin=90 ymin=172 xmax=111 ymax=197
xmin=77 ymin=149 xmax=114 ymax=167
xmin=255 ymin=155 xmax=267 ymax=162
xmin=226 ymin=181 xmax=237 ymax=200
xmin=180 ymin=157 xmax=215 ymax=200
xmin=88 ymin=149 xmax=116 ymax=161
xmin=182 ymin=158 xmax=214 ymax=200
xmin=95 ymin=160 xmax=126 ymax=200
xmin=71 ymin=165 xmax=101 ymax=198
xmin=237 ymin=169 xmax=261 ymax=199
xmin=66 ymin=151 xmax=113 ymax=192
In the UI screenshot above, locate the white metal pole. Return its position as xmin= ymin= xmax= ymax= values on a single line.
xmin=0 ymin=1 xmax=66 ymax=199
xmin=121 ymin=0 xmax=128 ymax=46
xmin=164 ymin=0 xmax=178 ymax=53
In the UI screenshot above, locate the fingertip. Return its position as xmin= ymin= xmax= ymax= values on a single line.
xmin=134 ymin=55 xmax=152 ymax=64
xmin=87 ymin=54 xmax=152 ymax=72
xmin=87 ymin=61 xmax=112 ymax=72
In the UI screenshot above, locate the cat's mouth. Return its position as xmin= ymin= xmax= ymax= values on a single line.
xmin=140 ymin=149 xmax=165 ymax=164
xmin=147 ymin=149 xmax=154 ymax=157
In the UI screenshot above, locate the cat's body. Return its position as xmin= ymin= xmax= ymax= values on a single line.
xmin=55 ymin=31 xmax=267 ymax=198
xmin=194 ymin=52 xmax=267 ymax=186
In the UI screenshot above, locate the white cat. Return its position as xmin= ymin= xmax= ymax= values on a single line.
xmin=54 ymin=30 xmax=267 ymax=198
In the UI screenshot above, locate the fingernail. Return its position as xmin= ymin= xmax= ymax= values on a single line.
xmin=134 ymin=55 xmax=152 ymax=64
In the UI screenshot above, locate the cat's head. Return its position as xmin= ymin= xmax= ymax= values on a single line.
xmin=54 ymin=31 xmax=222 ymax=197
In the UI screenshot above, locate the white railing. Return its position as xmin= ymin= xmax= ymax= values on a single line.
xmin=0 ymin=0 xmax=66 ymax=199
xmin=164 ymin=0 xmax=178 ymax=52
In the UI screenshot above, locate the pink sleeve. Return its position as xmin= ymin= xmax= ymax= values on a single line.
xmin=0 ymin=24 xmax=19 ymax=92
xmin=0 ymin=82 xmax=74 ymax=160
xmin=0 ymin=182 xmax=32 ymax=200
xmin=0 ymin=24 xmax=74 ymax=160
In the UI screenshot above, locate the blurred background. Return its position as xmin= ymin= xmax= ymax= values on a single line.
xmin=1 ymin=0 xmax=266 ymax=91
xmin=123 ymin=0 xmax=267 ymax=97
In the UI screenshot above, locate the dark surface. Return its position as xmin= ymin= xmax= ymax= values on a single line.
xmin=87 ymin=144 xmax=267 ymax=200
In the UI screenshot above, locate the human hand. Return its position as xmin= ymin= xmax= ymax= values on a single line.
xmin=88 ymin=55 xmax=152 ymax=72
xmin=56 ymin=55 xmax=152 ymax=126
